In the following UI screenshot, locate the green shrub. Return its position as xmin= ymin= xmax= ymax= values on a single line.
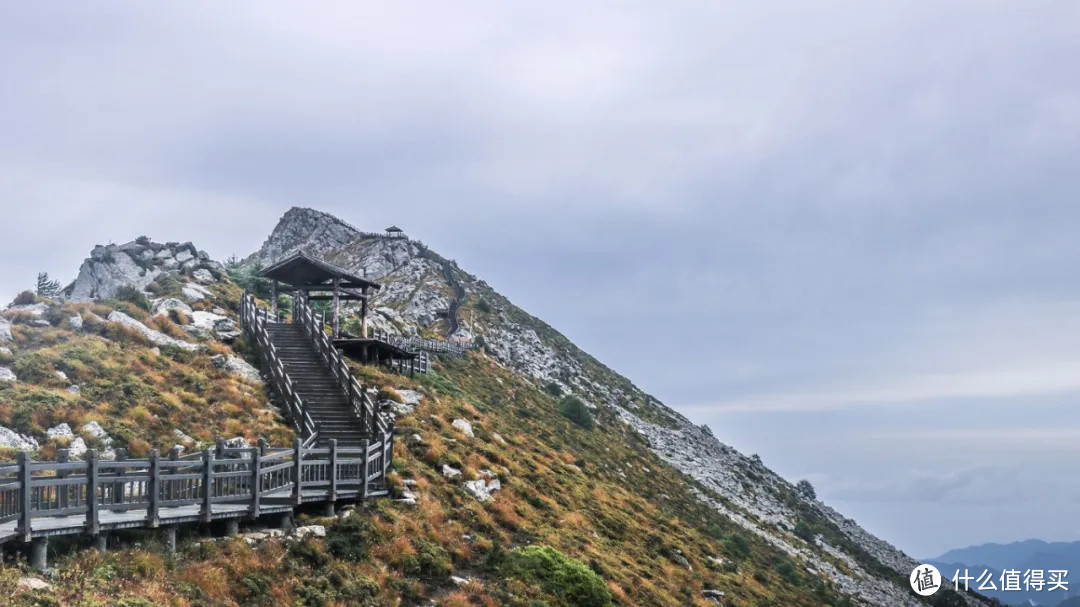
xmin=475 ymin=298 xmax=492 ymax=313
xmin=723 ymin=533 xmax=750 ymax=559
xmin=503 ymin=545 xmax=613 ymax=607
xmin=12 ymin=290 xmax=37 ymax=305
xmin=113 ymin=285 xmax=150 ymax=310
xmin=544 ymin=381 xmax=563 ymax=397
xmin=326 ymin=516 xmax=376 ymax=562
xmin=558 ymin=396 xmax=595 ymax=430
xmin=794 ymin=520 xmax=815 ymax=542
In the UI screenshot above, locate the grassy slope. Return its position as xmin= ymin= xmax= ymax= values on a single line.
xmin=0 ymin=284 xmax=859 ymax=606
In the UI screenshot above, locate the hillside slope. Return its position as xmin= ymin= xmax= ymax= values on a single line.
xmin=0 ymin=209 xmax=991 ymax=606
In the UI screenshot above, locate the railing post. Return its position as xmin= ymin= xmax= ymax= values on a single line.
xmin=292 ymin=438 xmax=303 ymax=506
xmin=251 ymin=439 xmax=266 ymax=518
xmin=86 ymin=449 xmax=99 ymax=536
xmin=328 ymin=439 xmax=338 ymax=503
xmin=215 ymin=438 xmax=225 ymax=460
xmin=147 ymin=449 xmax=159 ymax=528
xmin=167 ymin=447 xmax=181 ymax=502
xmin=201 ymin=449 xmax=213 ymax=523
xmin=360 ymin=438 xmax=369 ymax=501
xmin=56 ymin=449 xmax=69 ymax=512
xmin=17 ymin=451 xmax=32 ymax=541
xmin=113 ymin=448 xmax=127 ymax=506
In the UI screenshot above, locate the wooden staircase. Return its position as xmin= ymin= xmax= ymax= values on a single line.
xmin=265 ymin=323 xmax=367 ymax=448
xmin=239 ymin=292 xmax=392 ymax=449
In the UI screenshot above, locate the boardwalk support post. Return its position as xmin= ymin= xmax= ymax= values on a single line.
xmin=225 ymin=519 xmax=239 ymax=538
xmin=201 ymin=449 xmax=213 ymax=523
xmin=93 ymin=533 xmax=107 ymax=553
xmin=162 ymin=525 xmax=177 ymax=553
xmin=17 ymin=451 xmax=32 ymax=542
xmin=30 ymin=537 xmax=47 ymax=572
xmin=86 ymin=449 xmax=99 ymax=536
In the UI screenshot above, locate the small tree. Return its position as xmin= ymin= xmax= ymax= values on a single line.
xmin=558 ymin=395 xmax=595 ymax=430
xmin=36 ymin=272 xmax=61 ymax=298
xmin=796 ymin=479 xmax=816 ymax=501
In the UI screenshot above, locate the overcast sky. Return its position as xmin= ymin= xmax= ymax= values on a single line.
xmin=2 ymin=2 xmax=1079 ymax=558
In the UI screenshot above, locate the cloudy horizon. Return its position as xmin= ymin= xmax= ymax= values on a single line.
xmin=2 ymin=2 xmax=1079 ymax=558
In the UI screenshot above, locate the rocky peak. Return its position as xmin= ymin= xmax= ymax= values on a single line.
xmin=248 ymin=207 xmax=363 ymax=267
xmin=68 ymin=238 xmax=221 ymax=301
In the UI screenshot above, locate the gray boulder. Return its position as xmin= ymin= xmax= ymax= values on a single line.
xmin=0 ymin=366 xmax=15 ymax=382
xmin=0 ymin=425 xmax=37 ymax=450
xmin=68 ymin=315 xmax=84 ymax=331
xmin=106 ymin=311 xmax=200 ymax=351
xmin=181 ymin=283 xmax=211 ymax=302
xmin=452 ymin=419 xmax=474 ymax=438
xmin=210 ymin=354 xmax=263 ymax=384
xmin=6 ymin=303 xmax=47 ymax=317
xmin=463 ymin=478 xmax=502 ymax=502
xmin=151 ymin=298 xmax=192 ymax=317
xmin=193 ymin=268 xmax=215 ymax=283
xmin=47 ymin=423 xmax=74 ymax=440
xmin=0 ymin=318 xmax=11 ymax=342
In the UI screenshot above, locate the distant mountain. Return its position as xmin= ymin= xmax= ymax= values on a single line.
xmin=927 ymin=540 xmax=1080 ymax=606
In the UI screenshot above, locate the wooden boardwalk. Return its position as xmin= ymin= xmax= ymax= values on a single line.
xmin=0 ymin=434 xmax=392 ymax=569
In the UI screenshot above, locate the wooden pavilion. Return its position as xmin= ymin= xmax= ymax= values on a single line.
xmin=384 ymin=225 xmax=406 ymax=239
xmin=259 ymin=250 xmax=380 ymax=339
xmin=258 ymin=252 xmax=423 ymax=375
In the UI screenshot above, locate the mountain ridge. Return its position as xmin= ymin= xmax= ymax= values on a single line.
xmin=0 ymin=207 xmax=994 ymax=605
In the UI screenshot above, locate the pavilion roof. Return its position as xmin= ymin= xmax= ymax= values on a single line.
xmin=258 ymin=251 xmax=380 ymax=291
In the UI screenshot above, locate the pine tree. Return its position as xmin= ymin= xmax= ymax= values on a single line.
xmin=35 ymin=272 xmax=61 ymax=298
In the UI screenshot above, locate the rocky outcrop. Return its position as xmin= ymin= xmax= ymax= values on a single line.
xmin=69 ymin=239 xmax=220 ymax=301
xmin=0 ymin=317 xmax=12 ymax=341
xmin=211 ymin=354 xmax=263 ymax=384
xmin=247 ymin=207 xmax=363 ymax=267
xmin=0 ymin=366 xmax=16 ymax=382
xmin=106 ymin=311 xmax=200 ymax=351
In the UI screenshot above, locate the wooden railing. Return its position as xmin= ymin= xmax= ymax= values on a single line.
xmin=370 ymin=330 xmax=473 ymax=357
xmin=240 ymin=292 xmax=319 ymax=440
xmin=294 ymin=297 xmax=393 ymax=437
xmin=0 ymin=434 xmax=394 ymax=544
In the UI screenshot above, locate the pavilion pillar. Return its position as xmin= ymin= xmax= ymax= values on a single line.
xmin=360 ymin=289 xmax=368 ymax=338
xmin=271 ymin=281 xmax=278 ymax=320
xmin=332 ymin=278 xmax=341 ymax=338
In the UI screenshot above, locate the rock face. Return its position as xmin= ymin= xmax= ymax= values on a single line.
xmin=242 ymin=208 xmax=990 ymax=607
xmin=0 ymin=366 xmax=15 ymax=382
xmin=0 ymin=317 xmax=11 ymax=341
xmin=69 ymin=239 xmax=220 ymax=301
xmin=246 ymin=207 xmax=363 ymax=267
